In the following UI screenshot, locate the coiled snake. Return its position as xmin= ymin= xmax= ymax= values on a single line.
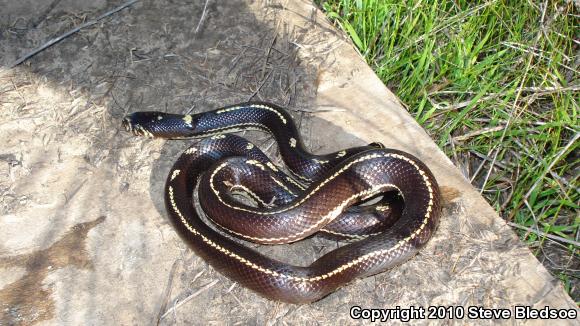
xmin=122 ymin=102 xmax=441 ymax=303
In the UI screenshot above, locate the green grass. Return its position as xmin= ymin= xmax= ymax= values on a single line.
xmin=317 ymin=0 xmax=579 ymax=300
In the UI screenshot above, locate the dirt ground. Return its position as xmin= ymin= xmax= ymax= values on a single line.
xmin=0 ymin=0 xmax=577 ymax=325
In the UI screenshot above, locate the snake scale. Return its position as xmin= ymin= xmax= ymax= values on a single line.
xmin=122 ymin=102 xmax=441 ymax=303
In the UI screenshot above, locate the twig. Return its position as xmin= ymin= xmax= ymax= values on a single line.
xmin=502 ymin=42 xmax=579 ymax=75
xmin=262 ymin=31 xmax=278 ymax=79
xmin=226 ymin=282 xmax=237 ymax=293
xmin=429 ymin=85 xmax=580 ymax=96
xmin=508 ymin=222 xmax=580 ymax=248
xmin=431 ymin=93 xmax=500 ymax=118
xmin=10 ymin=0 xmax=139 ymax=68
xmin=469 ymin=150 xmax=510 ymax=170
xmin=226 ymin=46 xmax=248 ymax=75
xmin=155 ymin=259 xmax=181 ymax=326
xmin=160 ymin=279 xmax=219 ymax=320
xmin=499 ymin=165 xmax=518 ymax=211
xmin=247 ymin=69 xmax=273 ymax=101
xmin=431 ymin=84 xmax=580 ymax=119
xmin=194 ymin=0 xmax=210 ymax=34
xmin=549 ymin=170 xmax=579 ymax=194
xmin=453 ymin=125 xmax=506 ymax=141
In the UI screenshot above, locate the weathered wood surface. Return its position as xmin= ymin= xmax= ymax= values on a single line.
xmin=0 ymin=0 xmax=576 ymax=325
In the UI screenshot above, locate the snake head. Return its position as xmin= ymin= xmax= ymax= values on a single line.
xmin=122 ymin=111 xmax=196 ymax=139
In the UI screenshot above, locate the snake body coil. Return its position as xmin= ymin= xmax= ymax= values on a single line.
xmin=123 ymin=102 xmax=441 ymax=303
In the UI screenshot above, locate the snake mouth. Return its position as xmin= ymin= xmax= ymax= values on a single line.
xmin=121 ymin=116 xmax=148 ymax=137
xmin=122 ymin=117 xmax=133 ymax=132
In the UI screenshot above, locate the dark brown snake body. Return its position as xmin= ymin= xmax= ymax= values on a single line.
xmin=122 ymin=102 xmax=441 ymax=303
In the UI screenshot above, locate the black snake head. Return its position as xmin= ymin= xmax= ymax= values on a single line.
xmin=122 ymin=111 xmax=195 ymax=139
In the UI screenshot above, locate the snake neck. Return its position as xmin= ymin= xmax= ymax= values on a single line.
xmin=189 ymin=102 xmax=376 ymax=181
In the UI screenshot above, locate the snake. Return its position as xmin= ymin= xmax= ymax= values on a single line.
xmin=122 ymin=102 xmax=441 ymax=303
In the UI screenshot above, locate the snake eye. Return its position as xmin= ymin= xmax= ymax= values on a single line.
xmin=368 ymin=142 xmax=385 ymax=149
